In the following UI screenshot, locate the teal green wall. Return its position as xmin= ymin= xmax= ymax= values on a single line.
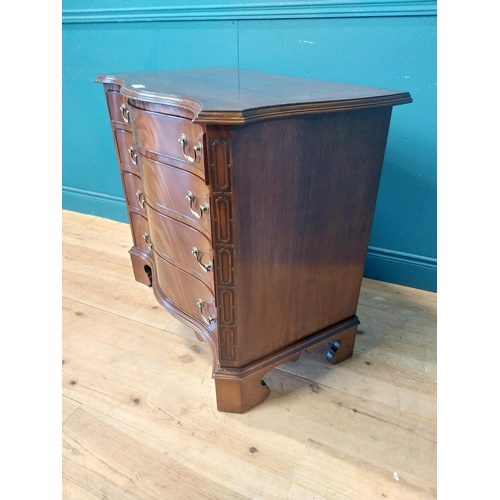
xmin=62 ymin=1 xmax=437 ymax=291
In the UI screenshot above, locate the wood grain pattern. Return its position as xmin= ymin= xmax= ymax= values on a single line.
xmin=231 ymin=107 xmax=392 ymax=366
xmin=105 ymin=90 xmax=129 ymax=125
xmin=121 ymin=171 xmax=146 ymax=215
xmin=96 ymin=68 xmax=412 ymax=124
xmin=128 ymin=212 xmax=152 ymax=254
xmin=113 ymin=128 xmax=138 ymax=173
xmin=141 ymin=156 xmax=211 ymax=238
xmin=147 ymin=205 xmax=215 ymax=291
xmin=62 ymin=210 xmax=436 ymax=499
xmin=130 ymin=104 xmax=206 ymax=173
xmin=103 ymin=85 xmax=153 ymax=289
xmin=154 ymin=252 xmax=217 ymax=338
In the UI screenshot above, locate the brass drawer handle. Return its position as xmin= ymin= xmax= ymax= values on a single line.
xmin=186 ymin=191 xmax=209 ymax=219
xmin=120 ymin=103 xmax=129 ymax=123
xmin=178 ymin=134 xmax=202 ymax=163
xmin=191 ymin=247 xmax=212 ymax=272
xmin=136 ymin=190 xmax=146 ymax=209
xmin=143 ymin=233 xmax=152 ymax=249
xmin=197 ymin=299 xmax=215 ymax=325
xmin=128 ymin=146 xmax=138 ymax=165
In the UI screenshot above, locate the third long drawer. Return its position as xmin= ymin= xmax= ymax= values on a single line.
xmin=146 ymin=204 xmax=215 ymax=292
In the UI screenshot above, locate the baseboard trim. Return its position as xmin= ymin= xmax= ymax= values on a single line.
xmin=63 ymin=187 xmax=436 ymax=291
xmin=62 ymin=1 xmax=437 ymax=24
xmin=62 ymin=187 xmax=129 ymax=223
xmin=364 ymin=246 xmax=436 ymax=292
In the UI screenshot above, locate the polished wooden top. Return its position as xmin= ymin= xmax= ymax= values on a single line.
xmin=96 ymin=67 xmax=412 ymax=124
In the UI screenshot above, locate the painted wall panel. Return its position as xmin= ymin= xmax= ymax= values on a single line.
xmin=62 ymin=0 xmax=436 ymax=21
xmin=62 ymin=5 xmax=436 ymax=291
xmin=236 ymin=16 xmax=436 ymax=290
xmin=238 ymin=16 xmax=437 ymax=255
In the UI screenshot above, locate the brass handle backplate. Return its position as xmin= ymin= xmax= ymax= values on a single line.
xmin=178 ymin=134 xmax=202 ymax=163
xmin=186 ymin=191 xmax=209 ymax=219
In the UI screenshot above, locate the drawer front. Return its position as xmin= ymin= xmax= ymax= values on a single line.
xmin=142 ymin=156 xmax=211 ymax=236
xmin=130 ymin=105 xmax=205 ymax=173
xmin=147 ymin=207 xmax=214 ymax=291
xmin=130 ymin=212 xmax=152 ymax=253
xmin=106 ymin=91 xmax=131 ymax=125
xmin=122 ymin=171 xmax=146 ymax=214
xmin=114 ymin=129 xmax=139 ymax=173
xmin=155 ymin=254 xmax=217 ymax=330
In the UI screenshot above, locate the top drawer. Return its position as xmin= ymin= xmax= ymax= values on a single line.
xmin=106 ymin=91 xmax=131 ymax=125
xmin=130 ymin=105 xmax=206 ymax=175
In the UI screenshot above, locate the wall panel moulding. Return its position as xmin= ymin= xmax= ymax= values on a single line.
xmin=62 ymin=1 xmax=438 ymax=24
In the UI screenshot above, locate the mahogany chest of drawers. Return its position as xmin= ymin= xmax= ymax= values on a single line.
xmin=95 ymin=68 xmax=411 ymax=413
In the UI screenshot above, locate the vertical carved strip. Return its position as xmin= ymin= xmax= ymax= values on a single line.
xmin=218 ymin=248 xmax=233 ymax=285
xmin=208 ymin=130 xmax=237 ymax=365
xmin=215 ymin=197 xmax=231 ymax=243
xmin=222 ymin=328 xmax=235 ymax=360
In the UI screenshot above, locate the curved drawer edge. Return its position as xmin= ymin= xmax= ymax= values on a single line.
xmin=137 ymin=145 xmax=206 ymax=181
xmin=151 ymin=249 xmax=215 ymax=295
xmin=146 ymin=199 xmax=212 ymax=241
xmin=149 ymin=264 xmax=219 ymax=371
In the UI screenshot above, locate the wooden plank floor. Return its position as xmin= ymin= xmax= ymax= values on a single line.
xmin=62 ymin=210 xmax=437 ymax=500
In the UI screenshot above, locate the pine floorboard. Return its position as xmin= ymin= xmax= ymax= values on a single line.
xmin=62 ymin=210 xmax=437 ymax=499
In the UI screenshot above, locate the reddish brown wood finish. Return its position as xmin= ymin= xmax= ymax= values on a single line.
xmin=102 ymin=88 xmax=153 ymax=287
xmin=214 ymin=371 xmax=271 ymax=414
xmin=131 ymin=104 xmax=206 ymax=174
xmin=121 ymin=171 xmax=146 ymax=214
xmin=140 ymin=157 xmax=211 ymax=238
xmin=113 ymin=129 xmax=138 ymax=174
xmin=128 ymin=212 xmax=152 ymax=254
xmin=147 ymin=207 xmax=215 ymax=291
xmin=96 ymin=68 xmax=412 ymax=413
xmin=155 ymin=255 xmax=216 ymax=331
xmin=228 ymin=107 xmax=392 ymax=367
xmin=97 ymin=67 xmax=411 ymax=124
xmin=105 ymin=90 xmax=129 ymax=124
xmin=129 ymin=251 xmax=153 ymax=287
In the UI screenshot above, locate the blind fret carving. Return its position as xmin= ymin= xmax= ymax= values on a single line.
xmin=208 ymin=133 xmax=237 ymax=364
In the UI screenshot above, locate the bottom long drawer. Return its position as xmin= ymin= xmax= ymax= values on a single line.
xmin=155 ymin=253 xmax=217 ymax=331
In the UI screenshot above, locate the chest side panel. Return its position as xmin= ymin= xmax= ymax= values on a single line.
xmin=230 ymin=107 xmax=393 ymax=366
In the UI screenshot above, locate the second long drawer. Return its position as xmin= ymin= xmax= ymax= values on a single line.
xmin=141 ymin=155 xmax=211 ymax=237
xmin=147 ymin=206 xmax=214 ymax=292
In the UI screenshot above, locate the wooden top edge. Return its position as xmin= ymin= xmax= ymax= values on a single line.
xmin=95 ymin=68 xmax=412 ymax=124
xmin=195 ymin=95 xmax=413 ymax=124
